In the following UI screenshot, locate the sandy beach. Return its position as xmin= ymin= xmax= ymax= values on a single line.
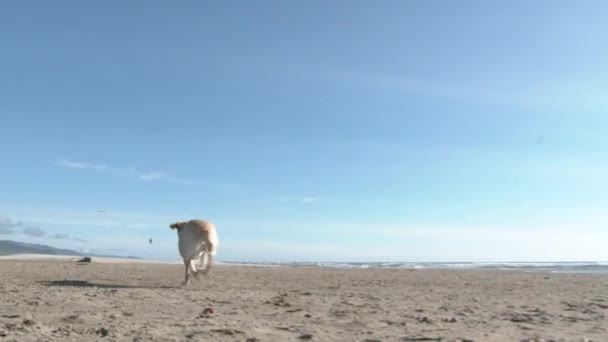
xmin=1 ymin=257 xmax=607 ymax=342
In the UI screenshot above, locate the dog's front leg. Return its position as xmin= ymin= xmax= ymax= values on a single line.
xmin=182 ymin=258 xmax=191 ymax=286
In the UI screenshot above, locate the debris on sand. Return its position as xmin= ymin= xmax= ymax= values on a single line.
xmin=401 ymin=337 xmax=442 ymax=341
xmin=95 ymin=327 xmax=110 ymax=337
xmin=197 ymin=307 xmax=215 ymax=318
xmin=210 ymin=328 xmax=244 ymax=335
xmin=266 ymin=293 xmax=291 ymax=307
xmin=77 ymin=256 xmax=92 ymax=264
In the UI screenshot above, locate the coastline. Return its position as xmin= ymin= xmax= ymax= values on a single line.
xmin=2 ymin=254 xmax=607 ymax=274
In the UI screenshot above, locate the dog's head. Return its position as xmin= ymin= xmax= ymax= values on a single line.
xmin=170 ymin=221 xmax=186 ymax=232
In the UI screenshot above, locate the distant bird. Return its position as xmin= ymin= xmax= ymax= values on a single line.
xmin=149 ymin=238 xmax=153 ymax=244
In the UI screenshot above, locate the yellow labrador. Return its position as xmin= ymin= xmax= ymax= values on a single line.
xmin=170 ymin=219 xmax=218 ymax=286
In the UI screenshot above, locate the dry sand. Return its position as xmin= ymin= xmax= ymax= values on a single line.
xmin=0 ymin=257 xmax=607 ymax=342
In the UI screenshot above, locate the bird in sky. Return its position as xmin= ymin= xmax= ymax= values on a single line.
xmin=537 ymin=135 xmax=544 ymax=144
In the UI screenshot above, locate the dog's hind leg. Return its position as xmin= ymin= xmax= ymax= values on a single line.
xmin=202 ymin=253 xmax=213 ymax=275
xmin=200 ymin=250 xmax=214 ymax=275
xmin=191 ymin=256 xmax=202 ymax=280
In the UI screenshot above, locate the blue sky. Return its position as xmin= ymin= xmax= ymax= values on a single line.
xmin=1 ymin=1 xmax=608 ymax=262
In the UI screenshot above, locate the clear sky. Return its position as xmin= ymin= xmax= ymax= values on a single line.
xmin=1 ymin=1 xmax=608 ymax=262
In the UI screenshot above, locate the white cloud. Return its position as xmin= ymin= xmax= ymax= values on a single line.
xmin=220 ymin=240 xmax=364 ymax=262
xmin=1 ymin=216 xmax=87 ymax=242
xmin=0 ymin=217 xmax=22 ymax=228
xmin=8 ymin=204 xmax=608 ymax=262
xmin=0 ymin=227 xmax=14 ymax=234
xmin=212 ymin=216 xmax=608 ymax=262
xmin=4 ymin=206 xmax=183 ymax=231
xmin=217 ymin=222 xmax=608 ymax=262
xmin=0 ymin=217 xmax=21 ymax=234
xmin=1 ymin=217 xmax=52 ymax=238
xmin=21 ymin=217 xmax=157 ymax=230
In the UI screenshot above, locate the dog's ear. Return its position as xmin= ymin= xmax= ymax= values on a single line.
xmin=170 ymin=222 xmax=181 ymax=230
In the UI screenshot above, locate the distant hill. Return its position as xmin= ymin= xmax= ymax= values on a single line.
xmin=0 ymin=240 xmax=140 ymax=259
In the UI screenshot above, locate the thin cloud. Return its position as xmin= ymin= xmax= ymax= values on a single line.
xmin=90 ymin=248 xmax=126 ymax=254
xmin=55 ymin=158 xmax=230 ymax=188
xmin=139 ymin=172 xmax=197 ymax=185
xmin=139 ymin=172 xmax=164 ymax=181
xmin=55 ymin=158 xmax=134 ymax=177
xmin=23 ymin=226 xmax=46 ymax=237
xmin=299 ymin=67 xmax=608 ymax=112
xmin=55 ymin=158 xmax=108 ymax=171
xmin=51 ymin=233 xmax=70 ymax=240
xmin=49 ymin=232 xmax=86 ymax=242
xmin=278 ymin=195 xmax=319 ymax=204
xmin=206 ymin=183 xmax=242 ymax=191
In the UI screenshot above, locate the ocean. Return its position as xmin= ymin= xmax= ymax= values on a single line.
xmin=223 ymin=261 xmax=608 ymax=274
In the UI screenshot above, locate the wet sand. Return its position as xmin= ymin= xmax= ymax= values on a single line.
xmin=0 ymin=258 xmax=607 ymax=341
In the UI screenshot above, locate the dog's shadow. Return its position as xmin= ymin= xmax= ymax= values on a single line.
xmin=39 ymin=280 xmax=175 ymax=290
